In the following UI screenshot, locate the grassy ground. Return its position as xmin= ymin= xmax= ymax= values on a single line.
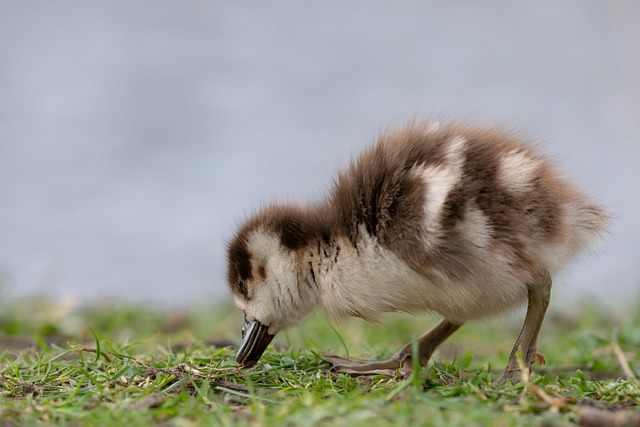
xmin=0 ymin=295 xmax=638 ymax=426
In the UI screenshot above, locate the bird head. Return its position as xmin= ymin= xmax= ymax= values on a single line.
xmin=227 ymin=207 xmax=321 ymax=368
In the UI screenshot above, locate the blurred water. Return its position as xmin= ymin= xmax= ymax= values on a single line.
xmin=1 ymin=1 xmax=639 ymax=307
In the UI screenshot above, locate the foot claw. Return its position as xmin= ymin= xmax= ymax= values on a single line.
xmin=532 ymin=352 xmax=546 ymax=366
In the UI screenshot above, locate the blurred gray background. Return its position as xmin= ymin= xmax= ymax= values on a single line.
xmin=1 ymin=1 xmax=638 ymax=307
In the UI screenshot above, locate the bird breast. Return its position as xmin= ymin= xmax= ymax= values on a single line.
xmin=311 ymin=224 xmax=529 ymax=324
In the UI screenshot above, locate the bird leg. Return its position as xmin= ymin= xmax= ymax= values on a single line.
xmin=325 ymin=319 xmax=461 ymax=378
xmin=495 ymin=269 xmax=552 ymax=384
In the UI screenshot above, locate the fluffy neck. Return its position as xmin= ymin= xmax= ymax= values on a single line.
xmin=265 ymin=204 xmax=335 ymax=327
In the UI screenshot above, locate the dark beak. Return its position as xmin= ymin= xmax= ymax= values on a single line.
xmin=236 ymin=314 xmax=275 ymax=369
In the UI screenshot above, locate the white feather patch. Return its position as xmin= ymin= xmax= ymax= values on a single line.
xmin=415 ymin=136 xmax=467 ymax=246
xmin=498 ymin=150 xmax=540 ymax=194
xmin=458 ymin=204 xmax=492 ymax=248
xmin=419 ymin=165 xmax=459 ymax=228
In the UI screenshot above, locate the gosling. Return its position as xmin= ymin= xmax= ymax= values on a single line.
xmin=226 ymin=122 xmax=609 ymax=383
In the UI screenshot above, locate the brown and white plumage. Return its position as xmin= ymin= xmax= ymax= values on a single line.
xmin=227 ymin=122 xmax=609 ymax=381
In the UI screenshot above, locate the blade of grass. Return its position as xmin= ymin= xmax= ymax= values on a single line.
xmin=35 ymin=335 xmax=49 ymax=353
xmin=87 ymin=325 xmax=101 ymax=363
xmin=328 ymin=322 xmax=350 ymax=358
xmin=215 ymin=385 xmax=280 ymax=404
xmin=411 ymin=335 xmax=421 ymax=391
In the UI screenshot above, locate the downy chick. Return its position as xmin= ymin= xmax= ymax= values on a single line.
xmin=226 ymin=122 xmax=609 ymax=382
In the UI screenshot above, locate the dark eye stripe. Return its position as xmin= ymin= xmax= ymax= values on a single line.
xmin=228 ymin=237 xmax=253 ymax=282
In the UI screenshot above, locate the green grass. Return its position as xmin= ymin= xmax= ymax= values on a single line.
xmin=1 ymin=296 xmax=639 ymax=426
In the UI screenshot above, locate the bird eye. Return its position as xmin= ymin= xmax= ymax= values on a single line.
xmin=238 ymin=280 xmax=246 ymax=295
